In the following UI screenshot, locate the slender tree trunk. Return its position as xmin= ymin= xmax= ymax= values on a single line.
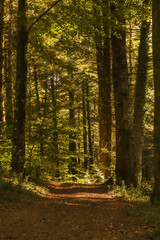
xmin=77 ymin=107 xmax=81 ymax=166
xmin=133 ymin=0 xmax=150 ymax=185
xmin=51 ymin=76 xmax=59 ymax=176
xmin=129 ymin=21 xmax=133 ymax=85
xmin=4 ymin=38 xmax=13 ymax=137
xmin=34 ymin=65 xmax=40 ymax=109
xmin=33 ymin=65 xmax=44 ymax=156
xmin=69 ymin=89 xmax=77 ymax=174
xmin=5 ymin=0 xmax=13 ymax=137
xmin=27 ymin=69 xmax=31 ymax=141
xmin=82 ymin=80 xmax=88 ymax=170
xmin=151 ymin=0 xmax=160 ymax=203
xmin=0 ymin=0 xmax=5 ymax=132
xmin=11 ymin=0 xmax=28 ymax=173
xmin=86 ymin=80 xmax=93 ymax=171
xmin=111 ymin=1 xmax=136 ymax=186
xmin=128 ymin=21 xmax=135 ymax=111
xmin=40 ymin=80 xmax=48 ymax=156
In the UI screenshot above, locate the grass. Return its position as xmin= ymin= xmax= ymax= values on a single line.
xmin=115 ymin=183 xmax=160 ymax=240
xmin=128 ymin=202 xmax=160 ymax=240
xmin=0 ymin=177 xmax=49 ymax=203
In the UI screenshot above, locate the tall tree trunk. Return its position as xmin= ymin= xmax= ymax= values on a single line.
xmin=5 ymin=0 xmax=13 ymax=137
xmin=39 ymin=80 xmax=48 ymax=156
xmin=51 ymin=76 xmax=59 ymax=176
xmin=129 ymin=21 xmax=133 ymax=85
xmin=151 ymin=0 xmax=160 ymax=203
xmin=68 ymin=88 xmax=77 ymax=175
xmin=111 ymin=1 xmax=136 ymax=186
xmin=34 ymin=65 xmax=40 ymax=109
xmin=128 ymin=21 xmax=135 ymax=111
xmin=94 ymin=0 xmax=112 ymax=179
xmin=27 ymin=69 xmax=31 ymax=141
xmin=86 ymin=80 xmax=93 ymax=171
xmin=133 ymin=0 xmax=150 ymax=185
xmin=0 ymin=0 xmax=5 ymax=132
xmin=11 ymin=0 xmax=28 ymax=173
xmin=82 ymin=80 xmax=88 ymax=170
xmin=11 ymin=0 xmax=61 ymax=174
xmin=4 ymin=39 xmax=13 ymax=137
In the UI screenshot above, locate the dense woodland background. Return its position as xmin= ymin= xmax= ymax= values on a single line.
xmin=0 ymin=0 xmax=160 ymax=202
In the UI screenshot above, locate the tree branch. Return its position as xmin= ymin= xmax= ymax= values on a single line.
xmin=27 ymin=0 xmax=62 ymax=35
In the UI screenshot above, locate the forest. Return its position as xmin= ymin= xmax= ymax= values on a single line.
xmin=1 ymin=0 xmax=160 ymax=239
xmin=1 ymin=0 xmax=160 ymax=199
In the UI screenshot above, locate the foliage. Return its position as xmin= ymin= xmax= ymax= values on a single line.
xmin=111 ymin=181 xmax=153 ymax=201
xmin=0 ymin=0 xmax=154 ymax=193
xmin=124 ymin=201 xmax=160 ymax=240
xmin=0 ymin=139 xmax=12 ymax=176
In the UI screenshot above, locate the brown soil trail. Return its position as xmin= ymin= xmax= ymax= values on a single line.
xmin=0 ymin=183 xmax=148 ymax=240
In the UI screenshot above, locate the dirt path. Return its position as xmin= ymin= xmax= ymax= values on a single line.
xmin=0 ymin=183 xmax=152 ymax=240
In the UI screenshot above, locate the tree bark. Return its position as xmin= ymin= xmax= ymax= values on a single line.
xmin=86 ymin=80 xmax=93 ymax=171
xmin=51 ymin=76 xmax=59 ymax=176
xmin=111 ymin=1 xmax=136 ymax=186
xmin=0 ymin=0 xmax=5 ymax=132
xmin=6 ymin=0 xmax=13 ymax=136
xmin=133 ymin=0 xmax=150 ymax=185
xmin=68 ymin=88 xmax=77 ymax=175
xmin=34 ymin=65 xmax=40 ymax=109
xmin=151 ymin=0 xmax=160 ymax=203
xmin=40 ymin=80 xmax=48 ymax=156
xmin=94 ymin=0 xmax=112 ymax=179
xmin=11 ymin=0 xmax=28 ymax=173
xmin=82 ymin=80 xmax=88 ymax=170
xmin=4 ymin=28 xmax=13 ymax=137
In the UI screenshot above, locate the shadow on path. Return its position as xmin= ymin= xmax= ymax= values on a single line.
xmin=0 ymin=182 xmax=144 ymax=240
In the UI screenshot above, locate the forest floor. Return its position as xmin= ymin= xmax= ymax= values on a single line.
xmin=0 ymin=181 xmax=160 ymax=240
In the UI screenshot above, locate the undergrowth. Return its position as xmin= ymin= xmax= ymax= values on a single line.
xmin=111 ymin=181 xmax=153 ymax=201
xmin=112 ymin=182 xmax=160 ymax=240
xmin=124 ymin=201 xmax=160 ymax=240
xmin=0 ymin=177 xmax=49 ymax=203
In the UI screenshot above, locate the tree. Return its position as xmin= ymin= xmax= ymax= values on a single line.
xmin=86 ymin=79 xmax=94 ymax=171
xmin=94 ymin=0 xmax=112 ymax=179
xmin=133 ymin=0 xmax=151 ymax=185
xmin=0 ymin=0 xmax=5 ymax=132
xmin=151 ymin=0 xmax=160 ymax=203
xmin=68 ymin=85 xmax=77 ymax=175
xmin=82 ymin=79 xmax=88 ymax=170
xmin=4 ymin=0 xmax=14 ymax=137
xmin=11 ymin=0 xmax=62 ymax=173
xmin=51 ymin=76 xmax=59 ymax=176
xmin=111 ymin=0 xmax=136 ymax=186
xmin=11 ymin=0 xmax=28 ymax=173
